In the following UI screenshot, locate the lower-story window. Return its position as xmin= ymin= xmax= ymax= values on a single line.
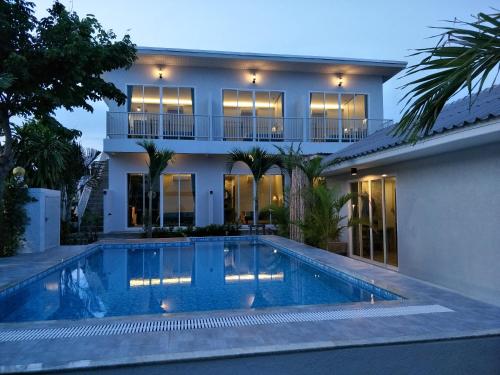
xmin=127 ymin=174 xmax=144 ymax=227
xmin=127 ymin=173 xmax=160 ymax=227
xmin=224 ymin=174 xmax=284 ymax=225
xmin=350 ymin=176 xmax=398 ymax=267
xmin=163 ymin=174 xmax=196 ymax=227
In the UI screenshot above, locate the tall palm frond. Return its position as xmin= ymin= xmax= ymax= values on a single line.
xmin=138 ymin=141 xmax=175 ymax=237
xmin=228 ymin=147 xmax=282 ymax=181
xmin=299 ymin=156 xmax=340 ymax=186
xmin=227 ymin=147 xmax=282 ymax=225
xmin=138 ymin=141 xmax=175 ymax=188
xmin=274 ymin=143 xmax=303 ymax=179
xmin=395 ymin=11 xmax=500 ymax=141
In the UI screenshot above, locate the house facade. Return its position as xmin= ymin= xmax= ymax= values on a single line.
xmin=323 ymin=86 xmax=500 ymax=306
xmin=102 ymin=47 xmax=405 ymax=233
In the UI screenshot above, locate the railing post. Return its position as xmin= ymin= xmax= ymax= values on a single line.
xmin=252 ymin=116 xmax=257 ymax=142
xmin=159 ymin=113 xmax=163 ymax=139
xmin=338 ymin=117 xmax=342 ymax=143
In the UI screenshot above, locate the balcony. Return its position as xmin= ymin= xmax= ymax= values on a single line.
xmin=106 ymin=112 xmax=393 ymax=143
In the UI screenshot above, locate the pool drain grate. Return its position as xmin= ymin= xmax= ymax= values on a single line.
xmin=0 ymin=304 xmax=452 ymax=342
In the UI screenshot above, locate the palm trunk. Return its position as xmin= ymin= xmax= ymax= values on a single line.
xmin=254 ymin=179 xmax=259 ymax=226
xmin=147 ymin=188 xmax=153 ymax=238
xmin=290 ymin=166 xmax=306 ymax=242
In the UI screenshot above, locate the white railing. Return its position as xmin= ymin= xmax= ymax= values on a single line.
xmin=107 ymin=112 xmax=392 ymax=143
xmin=211 ymin=116 xmax=304 ymax=142
xmin=107 ymin=112 xmax=210 ymax=140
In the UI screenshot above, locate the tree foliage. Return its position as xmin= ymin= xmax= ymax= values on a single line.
xmin=0 ymin=176 xmax=32 ymax=257
xmin=0 ymin=0 xmax=136 ymax=193
xmin=395 ymin=11 xmax=500 ymax=140
xmin=13 ymin=117 xmax=99 ymax=223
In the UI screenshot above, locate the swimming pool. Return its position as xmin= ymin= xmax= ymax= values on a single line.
xmin=0 ymin=238 xmax=399 ymax=322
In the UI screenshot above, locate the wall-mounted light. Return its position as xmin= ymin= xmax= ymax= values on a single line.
xmin=337 ymin=73 xmax=344 ymax=87
xmin=251 ymin=71 xmax=257 ymax=84
xmin=158 ymin=68 xmax=163 ymax=80
xmin=351 ymin=167 xmax=357 ymax=176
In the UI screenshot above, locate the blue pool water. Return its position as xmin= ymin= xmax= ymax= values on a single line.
xmin=0 ymin=239 xmax=398 ymax=322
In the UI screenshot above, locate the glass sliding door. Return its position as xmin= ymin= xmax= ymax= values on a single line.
xmin=127 ymin=86 xmax=160 ymax=137
xmin=350 ymin=176 xmax=398 ymax=267
xmin=222 ymin=90 xmax=284 ymax=141
xmin=371 ymin=179 xmax=384 ymax=263
xmin=127 ymin=174 xmax=144 ymax=227
xmin=162 ymin=174 xmax=196 ymax=227
xmin=162 ymin=87 xmax=194 ymax=139
xmin=224 ymin=174 xmax=284 ymax=225
xmin=258 ymin=175 xmax=284 ymax=224
xmin=385 ymin=177 xmax=398 ymax=266
xmin=359 ymin=180 xmax=371 ymax=259
xmin=309 ymin=92 xmax=340 ymax=141
xmin=350 ymin=182 xmax=360 ymax=257
xmin=126 ymin=85 xmax=194 ymax=139
xmin=341 ymin=94 xmax=367 ymax=140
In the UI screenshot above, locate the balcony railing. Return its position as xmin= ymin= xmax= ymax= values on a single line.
xmin=106 ymin=112 xmax=392 ymax=143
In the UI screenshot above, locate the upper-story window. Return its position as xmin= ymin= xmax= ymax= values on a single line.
xmin=127 ymin=85 xmax=194 ymax=114
xmin=221 ymin=90 xmax=284 ymax=141
xmin=222 ymin=90 xmax=284 ymax=117
xmin=309 ymin=92 xmax=368 ymax=141
xmin=126 ymin=85 xmax=195 ymax=138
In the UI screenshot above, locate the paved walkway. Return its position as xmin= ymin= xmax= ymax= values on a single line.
xmin=0 ymin=245 xmax=88 ymax=291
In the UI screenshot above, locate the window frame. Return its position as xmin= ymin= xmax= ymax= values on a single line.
xmin=160 ymin=172 xmax=197 ymax=228
xmin=348 ymin=174 xmax=398 ymax=269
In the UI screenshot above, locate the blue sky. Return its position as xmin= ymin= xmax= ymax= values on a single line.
xmin=32 ymin=0 xmax=495 ymax=150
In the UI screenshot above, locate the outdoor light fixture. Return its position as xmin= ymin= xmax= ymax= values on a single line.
xmin=158 ymin=68 xmax=163 ymax=80
xmin=337 ymin=73 xmax=344 ymax=87
xmin=251 ymin=72 xmax=257 ymax=84
xmin=351 ymin=167 xmax=357 ymax=176
xmin=381 ymin=174 xmax=388 ymax=178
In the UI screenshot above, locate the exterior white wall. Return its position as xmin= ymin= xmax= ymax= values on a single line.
xmin=327 ymin=142 xmax=500 ymax=306
xmin=21 ymin=188 xmax=61 ymax=253
xmin=102 ymin=64 xmax=385 ymax=155
xmin=104 ymin=153 xmax=282 ymax=233
xmin=104 ymin=64 xmax=384 ymax=120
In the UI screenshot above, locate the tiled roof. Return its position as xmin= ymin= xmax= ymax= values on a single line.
xmin=326 ymin=85 xmax=500 ymax=162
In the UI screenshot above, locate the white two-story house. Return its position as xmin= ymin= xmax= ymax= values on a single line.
xmin=102 ymin=47 xmax=405 ymax=233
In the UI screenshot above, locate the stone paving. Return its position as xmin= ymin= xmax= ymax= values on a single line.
xmin=0 ymin=245 xmax=88 ymax=291
xmin=0 ymin=235 xmax=499 ymax=373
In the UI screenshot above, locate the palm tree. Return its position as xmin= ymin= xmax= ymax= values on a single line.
xmin=395 ymin=11 xmax=500 ymax=141
xmin=299 ymin=156 xmax=340 ymax=186
xmin=300 ymin=184 xmax=356 ymax=250
xmin=138 ymin=141 xmax=175 ymax=238
xmin=228 ymin=147 xmax=282 ymax=226
xmin=274 ymin=143 xmax=303 ymax=180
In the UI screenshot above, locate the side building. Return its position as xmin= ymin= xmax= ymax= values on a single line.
xmin=323 ymin=85 xmax=500 ymax=306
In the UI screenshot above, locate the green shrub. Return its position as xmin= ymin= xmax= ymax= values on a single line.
xmin=149 ymin=227 xmax=186 ymax=238
xmin=262 ymin=204 xmax=289 ymax=238
xmin=299 ymin=184 xmax=355 ymax=250
xmin=0 ymin=178 xmax=33 ymax=257
xmin=148 ymin=224 xmax=241 ymax=238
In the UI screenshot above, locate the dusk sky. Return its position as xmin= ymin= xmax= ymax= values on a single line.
xmin=32 ymin=0 xmax=495 ymax=150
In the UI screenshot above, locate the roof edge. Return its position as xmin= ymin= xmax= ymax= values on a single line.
xmin=136 ymin=46 xmax=408 ymax=69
